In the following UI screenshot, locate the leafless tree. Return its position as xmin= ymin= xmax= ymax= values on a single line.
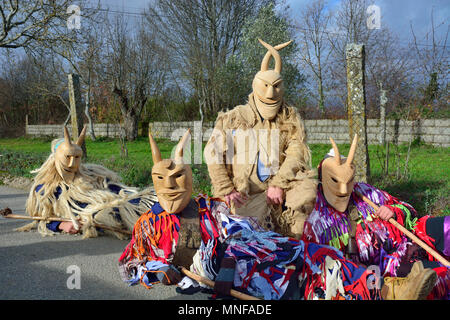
xmin=410 ymin=8 xmax=449 ymax=103
xmin=326 ymin=0 xmax=372 ymax=110
xmin=325 ymin=0 xmax=414 ymax=117
xmin=296 ymin=0 xmax=332 ymax=115
xmin=100 ymin=14 xmax=165 ymax=141
xmin=146 ymin=0 xmax=270 ymax=121
xmin=0 ymin=0 xmax=97 ymax=51
xmin=0 ymin=51 xmax=70 ymax=134
xmin=0 ymin=1 xmax=104 ymax=137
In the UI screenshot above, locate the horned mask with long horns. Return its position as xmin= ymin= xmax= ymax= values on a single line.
xmin=54 ymin=125 xmax=87 ymax=183
xmin=252 ymin=39 xmax=292 ymax=120
xmin=321 ymin=135 xmax=358 ymax=212
xmin=149 ymin=129 xmax=193 ymax=214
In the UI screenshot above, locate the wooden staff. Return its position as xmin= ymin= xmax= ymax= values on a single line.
xmin=180 ymin=266 xmax=261 ymax=301
xmin=355 ymin=192 xmax=449 ymax=267
xmin=0 ymin=207 xmax=131 ymax=235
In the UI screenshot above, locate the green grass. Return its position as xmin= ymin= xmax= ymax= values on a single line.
xmin=1 ymin=136 xmax=448 ymax=217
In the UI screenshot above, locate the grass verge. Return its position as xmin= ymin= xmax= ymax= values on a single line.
xmin=1 ymin=136 xmax=448 ymax=217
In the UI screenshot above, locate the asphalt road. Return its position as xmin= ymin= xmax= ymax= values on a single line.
xmin=0 ymin=185 xmax=210 ymax=300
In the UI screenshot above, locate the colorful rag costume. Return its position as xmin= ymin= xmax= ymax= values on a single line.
xmin=119 ymin=194 xmax=384 ymax=300
xmin=302 ymin=182 xmax=449 ymax=299
xmin=412 ymin=214 xmax=450 ymax=299
xmin=118 ymin=195 xmax=228 ymax=288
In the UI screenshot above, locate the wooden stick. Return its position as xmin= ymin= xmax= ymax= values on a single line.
xmin=0 ymin=207 xmax=131 ymax=235
xmin=180 ymin=266 xmax=260 ymax=301
xmin=355 ymin=192 xmax=449 ymax=267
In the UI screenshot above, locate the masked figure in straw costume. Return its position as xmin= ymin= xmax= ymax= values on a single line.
xmin=205 ymin=39 xmax=317 ymax=239
xmin=302 ymin=135 xmax=449 ymax=299
xmin=118 ymin=131 xmax=434 ymax=300
xmin=18 ymin=125 xmax=157 ymax=240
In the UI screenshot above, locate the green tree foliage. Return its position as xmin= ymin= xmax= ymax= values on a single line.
xmin=216 ymin=2 xmax=306 ymax=110
xmin=423 ymin=72 xmax=440 ymax=104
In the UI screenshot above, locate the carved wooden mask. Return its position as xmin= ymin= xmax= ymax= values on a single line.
xmin=54 ymin=126 xmax=86 ymax=183
xmin=252 ymin=39 xmax=292 ymax=120
xmin=321 ymin=135 xmax=358 ymax=212
xmin=149 ymin=129 xmax=193 ymax=214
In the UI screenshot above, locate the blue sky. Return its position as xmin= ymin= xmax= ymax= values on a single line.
xmin=95 ymin=0 xmax=449 ymax=43
xmin=2 ymin=0 xmax=447 ymax=67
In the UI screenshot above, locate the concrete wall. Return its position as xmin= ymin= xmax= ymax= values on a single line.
xmin=304 ymin=119 xmax=450 ymax=147
xmin=26 ymin=118 xmax=450 ymax=147
xmin=25 ymin=123 xmax=123 ymax=138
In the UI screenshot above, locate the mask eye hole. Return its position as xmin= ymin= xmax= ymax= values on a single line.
xmin=175 ymin=173 xmax=183 ymax=178
xmin=331 ymin=177 xmax=338 ymax=183
xmin=265 ymin=84 xmax=268 ymax=87
xmin=158 ymin=176 xmax=163 ymax=180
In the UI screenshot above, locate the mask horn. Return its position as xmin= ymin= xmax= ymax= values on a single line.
xmin=258 ymin=39 xmax=283 ymax=74
xmin=75 ymin=125 xmax=87 ymax=146
xmin=63 ymin=126 xmax=71 ymax=146
xmin=174 ymin=129 xmax=191 ymax=164
xmin=329 ymin=137 xmax=341 ymax=165
xmin=148 ymin=131 xmax=162 ymax=164
xmin=346 ymin=134 xmax=358 ymax=165
xmin=260 ymin=40 xmax=292 ymax=72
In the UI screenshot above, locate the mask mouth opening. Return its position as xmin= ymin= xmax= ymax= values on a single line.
xmin=160 ymin=191 xmax=185 ymax=200
xmin=262 ymin=100 xmax=279 ymax=106
xmin=337 ymin=194 xmax=349 ymax=198
xmin=255 ymin=92 xmax=279 ymax=105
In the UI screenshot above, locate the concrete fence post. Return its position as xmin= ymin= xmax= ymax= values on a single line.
xmin=68 ymin=73 xmax=87 ymax=156
xmin=346 ymin=43 xmax=370 ymax=182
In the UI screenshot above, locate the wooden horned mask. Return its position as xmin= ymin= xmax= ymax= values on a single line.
xmin=252 ymin=39 xmax=292 ymax=120
xmin=149 ymin=129 xmax=193 ymax=214
xmin=321 ymin=135 xmax=358 ymax=212
xmin=54 ymin=125 xmax=87 ymax=183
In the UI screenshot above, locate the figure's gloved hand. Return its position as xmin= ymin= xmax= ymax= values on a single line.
xmin=158 ymin=265 xmax=182 ymax=285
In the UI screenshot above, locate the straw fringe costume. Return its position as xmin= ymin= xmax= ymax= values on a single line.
xmin=19 ymin=139 xmax=157 ymax=240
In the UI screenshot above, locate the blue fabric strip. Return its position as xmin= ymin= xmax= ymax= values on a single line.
xmin=53 ymin=139 xmax=64 ymax=152
xmin=46 ymin=221 xmax=62 ymax=232
xmin=215 ymin=268 xmax=235 ymax=281
xmin=257 ymin=153 xmax=271 ymax=182
xmin=151 ymin=202 xmax=165 ymax=215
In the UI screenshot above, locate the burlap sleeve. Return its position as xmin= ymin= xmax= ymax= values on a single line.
xmin=269 ymin=110 xmax=312 ymax=190
xmin=205 ymin=114 xmax=235 ymax=197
